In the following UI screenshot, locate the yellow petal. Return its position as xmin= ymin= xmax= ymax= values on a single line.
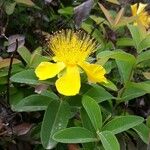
xmin=80 ymin=62 xmax=107 ymax=83
xmin=55 ymin=66 xmax=80 ymax=96
xmin=131 ymin=3 xmax=138 ymax=16
xmin=35 ymin=62 xmax=65 ymax=80
xmin=137 ymin=3 xmax=147 ymax=14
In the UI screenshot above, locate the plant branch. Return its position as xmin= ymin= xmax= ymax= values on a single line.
xmin=7 ymin=39 xmax=18 ymax=104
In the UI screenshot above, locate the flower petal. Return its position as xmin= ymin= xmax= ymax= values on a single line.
xmin=137 ymin=3 xmax=147 ymax=15
xmin=79 ymin=62 xmax=107 ymax=83
xmin=131 ymin=3 xmax=138 ymax=16
xmin=35 ymin=62 xmax=65 ymax=80
xmin=55 ymin=66 xmax=80 ymax=96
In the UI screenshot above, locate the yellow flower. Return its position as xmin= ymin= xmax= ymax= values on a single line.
xmin=131 ymin=3 xmax=150 ymax=28
xmin=35 ymin=30 xmax=107 ymax=96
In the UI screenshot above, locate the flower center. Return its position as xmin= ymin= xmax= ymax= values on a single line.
xmin=49 ymin=30 xmax=97 ymax=65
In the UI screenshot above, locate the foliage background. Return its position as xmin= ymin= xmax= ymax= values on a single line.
xmin=0 ymin=0 xmax=150 ymax=150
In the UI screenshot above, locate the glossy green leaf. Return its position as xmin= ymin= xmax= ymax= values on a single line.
xmin=97 ymin=131 xmax=120 ymax=150
xmin=11 ymin=94 xmax=52 ymax=112
xmin=82 ymin=95 xmax=102 ymax=130
xmin=53 ymin=127 xmax=97 ymax=143
xmin=41 ymin=101 xmax=71 ymax=149
xmin=103 ymin=115 xmax=144 ymax=134
xmin=133 ymin=123 xmax=150 ymax=144
xmin=85 ymin=84 xmax=114 ymax=103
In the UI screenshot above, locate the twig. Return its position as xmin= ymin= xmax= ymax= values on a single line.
xmin=7 ymin=39 xmax=18 ymax=104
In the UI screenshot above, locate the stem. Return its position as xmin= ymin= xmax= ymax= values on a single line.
xmin=7 ymin=39 xmax=18 ymax=104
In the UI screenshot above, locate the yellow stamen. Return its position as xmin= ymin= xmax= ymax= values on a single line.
xmin=49 ymin=29 xmax=96 ymax=65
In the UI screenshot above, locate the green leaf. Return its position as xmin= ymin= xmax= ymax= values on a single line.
xmin=0 ymin=64 xmax=24 ymax=78
xmin=102 ymin=115 xmax=144 ymax=134
xmin=80 ymin=108 xmax=96 ymax=150
xmin=97 ymin=50 xmax=136 ymax=83
xmin=133 ymin=123 xmax=150 ymax=144
xmin=58 ymin=7 xmax=73 ymax=15
xmin=90 ymin=15 xmax=107 ymax=25
xmin=11 ymin=94 xmax=52 ymax=112
xmin=41 ymin=90 xmax=59 ymax=100
xmin=10 ymin=69 xmax=50 ymax=85
xmin=41 ymin=101 xmax=71 ymax=149
xmin=97 ymin=131 xmax=120 ymax=150
xmin=102 ymin=80 xmax=118 ymax=91
xmin=85 ymin=84 xmax=114 ymax=103
xmin=138 ymin=35 xmax=150 ymax=53
xmin=97 ymin=50 xmax=136 ymax=66
xmin=121 ymin=82 xmax=150 ymax=101
xmin=5 ymin=2 xmax=16 ymax=15
xmin=122 ymin=88 xmax=145 ymax=102
xmin=15 ymin=0 xmax=40 ymax=9
xmin=53 ymin=127 xmax=97 ymax=143
xmin=80 ymin=108 xmax=95 ymax=133
xmin=30 ymin=47 xmax=50 ymax=68
xmin=116 ymin=38 xmax=134 ymax=47
xmin=137 ymin=50 xmax=150 ymax=64
xmin=116 ymin=60 xmax=133 ymax=83
xmin=127 ymin=24 xmax=144 ymax=50
xmin=17 ymin=46 xmax=31 ymax=65
xmin=82 ymin=95 xmax=102 ymax=131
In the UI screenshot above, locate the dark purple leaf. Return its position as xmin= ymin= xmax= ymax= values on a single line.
xmin=7 ymin=34 xmax=25 ymax=52
xmin=7 ymin=123 xmax=33 ymax=136
xmin=35 ymin=84 xmax=49 ymax=94
xmin=74 ymin=0 xmax=94 ymax=28
xmin=45 ymin=0 xmax=52 ymax=4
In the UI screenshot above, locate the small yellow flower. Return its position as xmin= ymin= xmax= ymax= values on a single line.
xmin=35 ymin=30 xmax=107 ymax=96
xmin=131 ymin=3 xmax=150 ymax=28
